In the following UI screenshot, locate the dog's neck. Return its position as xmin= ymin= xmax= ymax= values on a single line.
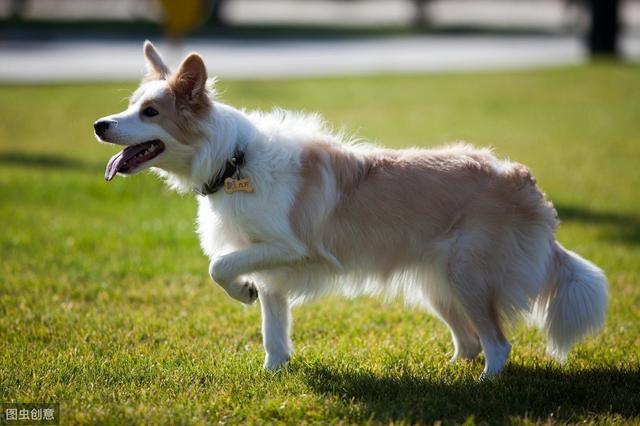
xmin=189 ymin=103 xmax=257 ymax=196
xmin=193 ymin=148 xmax=245 ymax=196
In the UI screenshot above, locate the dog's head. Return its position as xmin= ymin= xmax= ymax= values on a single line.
xmin=94 ymin=41 xmax=212 ymax=181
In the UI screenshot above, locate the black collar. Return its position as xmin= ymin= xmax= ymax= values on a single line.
xmin=194 ymin=149 xmax=245 ymax=196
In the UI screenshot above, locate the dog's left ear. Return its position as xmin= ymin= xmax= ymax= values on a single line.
xmin=170 ymin=53 xmax=208 ymax=104
xmin=143 ymin=40 xmax=170 ymax=81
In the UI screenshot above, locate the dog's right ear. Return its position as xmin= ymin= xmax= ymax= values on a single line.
xmin=143 ymin=40 xmax=170 ymax=81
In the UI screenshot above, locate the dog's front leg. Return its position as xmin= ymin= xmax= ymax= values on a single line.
xmin=207 ymin=266 xmax=259 ymax=305
xmin=209 ymin=243 xmax=302 ymax=305
xmin=260 ymin=291 xmax=292 ymax=370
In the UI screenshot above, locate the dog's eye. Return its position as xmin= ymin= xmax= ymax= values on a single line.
xmin=142 ymin=106 xmax=159 ymax=117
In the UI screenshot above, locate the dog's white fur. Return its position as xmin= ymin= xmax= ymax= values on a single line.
xmin=95 ymin=42 xmax=608 ymax=378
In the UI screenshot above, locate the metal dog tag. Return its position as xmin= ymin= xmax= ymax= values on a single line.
xmin=224 ymin=177 xmax=254 ymax=194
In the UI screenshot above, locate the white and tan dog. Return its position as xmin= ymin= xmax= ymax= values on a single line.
xmin=94 ymin=41 xmax=607 ymax=378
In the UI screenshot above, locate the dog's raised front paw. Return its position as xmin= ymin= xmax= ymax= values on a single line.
xmin=234 ymin=281 xmax=258 ymax=305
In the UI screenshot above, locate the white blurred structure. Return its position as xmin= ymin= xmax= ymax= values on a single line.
xmin=0 ymin=0 xmax=639 ymax=31
xmin=3 ymin=35 xmax=640 ymax=83
xmin=0 ymin=0 xmax=161 ymax=21
xmin=0 ymin=0 xmax=639 ymax=82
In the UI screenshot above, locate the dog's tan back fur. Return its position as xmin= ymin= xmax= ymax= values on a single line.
xmin=292 ymin=143 xmax=558 ymax=274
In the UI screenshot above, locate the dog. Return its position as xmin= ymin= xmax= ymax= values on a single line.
xmin=94 ymin=41 xmax=608 ymax=378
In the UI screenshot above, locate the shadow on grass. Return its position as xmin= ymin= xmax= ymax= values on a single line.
xmin=0 ymin=151 xmax=97 ymax=171
xmin=556 ymin=204 xmax=640 ymax=245
xmin=304 ymin=363 xmax=640 ymax=423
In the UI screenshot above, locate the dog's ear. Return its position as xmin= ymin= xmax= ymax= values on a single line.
xmin=143 ymin=40 xmax=170 ymax=81
xmin=170 ymin=53 xmax=208 ymax=105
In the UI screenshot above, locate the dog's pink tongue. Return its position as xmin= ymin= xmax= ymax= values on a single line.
xmin=105 ymin=150 xmax=125 ymax=181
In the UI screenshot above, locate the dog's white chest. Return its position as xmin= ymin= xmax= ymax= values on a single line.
xmin=196 ymin=186 xmax=296 ymax=257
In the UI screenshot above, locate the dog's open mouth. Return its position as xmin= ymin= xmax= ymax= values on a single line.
xmin=105 ymin=140 xmax=165 ymax=181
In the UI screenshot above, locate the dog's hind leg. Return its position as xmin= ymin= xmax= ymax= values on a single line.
xmin=449 ymin=254 xmax=511 ymax=378
xmin=430 ymin=300 xmax=481 ymax=362
xmin=259 ymin=291 xmax=292 ymax=370
xmin=453 ymin=288 xmax=511 ymax=378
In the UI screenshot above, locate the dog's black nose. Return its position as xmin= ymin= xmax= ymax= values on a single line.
xmin=94 ymin=120 xmax=111 ymax=138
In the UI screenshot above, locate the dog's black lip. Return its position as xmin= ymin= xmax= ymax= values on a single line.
xmin=96 ymin=135 xmax=136 ymax=147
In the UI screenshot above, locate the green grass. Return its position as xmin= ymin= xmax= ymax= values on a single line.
xmin=1 ymin=63 xmax=639 ymax=424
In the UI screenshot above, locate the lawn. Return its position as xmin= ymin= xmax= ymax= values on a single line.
xmin=1 ymin=63 xmax=639 ymax=424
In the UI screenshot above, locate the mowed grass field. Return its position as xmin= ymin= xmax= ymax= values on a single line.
xmin=1 ymin=63 xmax=639 ymax=424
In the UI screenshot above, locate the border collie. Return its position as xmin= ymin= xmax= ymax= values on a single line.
xmin=94 ymin=41 xmax=607 ymax=378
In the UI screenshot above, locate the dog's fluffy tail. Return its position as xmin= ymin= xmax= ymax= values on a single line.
xmin=533 ymin=242 xmax=608 ymax=363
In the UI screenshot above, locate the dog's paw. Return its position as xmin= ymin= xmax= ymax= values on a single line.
xmin=264 ymin=353 xmax=291 ymax=371
xmin=450 ymin=343 xmax=482 ymax=363
xmin=478 ymin=370 xmax=503 ymax=381
xmin=234 ymin=281 xmax=258 ymax=305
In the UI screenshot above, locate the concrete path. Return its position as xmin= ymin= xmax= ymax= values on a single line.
xmin=2 ymin=34 xmax=638 ymax=83
xmin=1 ymin=0 xmax=639 ymax=83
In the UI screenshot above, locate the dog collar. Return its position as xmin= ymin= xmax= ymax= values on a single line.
xmin=194 ymin=149 xmax=245 ymax=196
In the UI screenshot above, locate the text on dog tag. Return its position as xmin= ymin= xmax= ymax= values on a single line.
xmin=224 ymin=177 xmax=254 ymax=194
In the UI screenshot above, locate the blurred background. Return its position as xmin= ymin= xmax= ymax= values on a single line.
xmin=0 ymin=0 xmax=637 ymax=81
